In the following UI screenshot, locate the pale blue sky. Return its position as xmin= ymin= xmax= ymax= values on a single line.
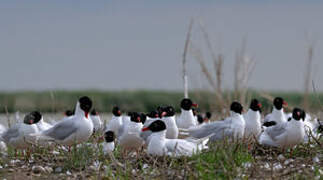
xmin=0 ymin=1 xmax=322 ymax=91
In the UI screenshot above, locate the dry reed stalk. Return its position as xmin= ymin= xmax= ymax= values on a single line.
xmin=190 ymin=45 xmax=226 ymax=114
xmin=4 ymin=106 xmax=11 ymax=128
xmin=234 ymin=39 xmax=256 ymax=105
xmin=303 ymin=39 xmax=315 ymax=111
xmin=182 ymin=18 xmax=194 ymax=98
xmin=197 ymin=19 xmax=225 ymax=108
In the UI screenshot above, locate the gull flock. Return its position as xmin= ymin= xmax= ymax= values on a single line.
xmin=0 ymin=96 xmax=322 ymax=158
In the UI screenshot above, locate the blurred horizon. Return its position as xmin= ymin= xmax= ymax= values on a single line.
xmin=1 ymin=0 xmax=322 ymax=92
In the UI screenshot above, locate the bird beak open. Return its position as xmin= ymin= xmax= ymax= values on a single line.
xmin=142 ymin=127 xmax=149 ymax=131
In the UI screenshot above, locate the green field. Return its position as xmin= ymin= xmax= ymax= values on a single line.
xmin=0 ymin=90 xmax=322 ymax=114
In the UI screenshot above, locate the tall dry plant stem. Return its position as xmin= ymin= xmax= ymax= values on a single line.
xmin=197 ymin=20 xmax=225 ymax=107
xmin=234 ymin=38 xmax=256 ymax=105
xmin=303 ymin=39 xmax=315 ymax=111
xmin=4 ymin=106 xmax=11 ymax=128
xmin=182 ymin=18 xmax=194 ymax=98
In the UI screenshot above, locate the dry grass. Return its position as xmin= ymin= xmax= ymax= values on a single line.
xmin=0 ymin=132 xmax=321 ymax=179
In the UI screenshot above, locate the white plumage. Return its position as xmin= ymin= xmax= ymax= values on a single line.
xmin=244 ymin=109 xmax=261 ymax=138
xmin=31 ymin=97 xmax=94 ymax=146
xmin=145 ymin=120 xmax=209 ymax=157
xmin=259 ymin=108 xmax=305 ymax=148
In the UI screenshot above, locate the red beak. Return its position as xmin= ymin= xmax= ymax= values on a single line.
xmin=118 ymin=110 xmax=121 ymax=115
xmin=137 ymin=117 xmax=141 ymax=122
xmin=283 ymin=101 xmax=288 ymax=106
xmin=142 ymin=127 xmax=149 ymax=131
xmin=258 ymin=103 xmax=262 ymax=108
xmin=192 ymin=103 xmax=198 ymax=107
xmin=85 ymin=112 xmax=89 ymax=118
xmin=29 ymin=120 xmax=34 ymax=124
xmin=161 ymin=111 xmax=167 ymax=117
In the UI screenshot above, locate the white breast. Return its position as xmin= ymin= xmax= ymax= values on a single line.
xmin=177 ymin=109 xmax=196 ymax=129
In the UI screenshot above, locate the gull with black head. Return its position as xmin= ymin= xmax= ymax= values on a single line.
xmin=142 ymin=120 xmax=210 ymax=157
xmin=176 ymin=98 xmax=198 ymax=129
xmin=181 ymin=101 xmax=245 ymax=143
xmin=31 ymin=96 xmax=94 ymax=146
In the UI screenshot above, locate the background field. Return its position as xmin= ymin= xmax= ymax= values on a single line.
xmin=0 ymin=90 xmax=322 ymax=114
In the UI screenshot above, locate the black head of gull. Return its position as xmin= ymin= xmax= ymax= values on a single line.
xmin=197 ymin=114 xmax=204 ymax=124
xmin=230 ymin=101 xmax=243 ymax=114
xmin=140 ymin=113 xmax=147 ymax=124
xmin=104 ymin=131 xmax=115 ymax=143
xmin=157 ymin=106 xmax=164 ymax=114
xmin=164 ymin=106 xmax=175 ymax=117
xmin=79 ymin=96 xmax=93 ymax=118
xmin=64 ymin=110 xmax=74 ymax=117
xmin=292 ymin=108 xmax=303 ymax=121
xmin=24 ymin=111 xmax=42 ymax=125
xmin=91 ymin=109 xmax=99 ymax=116
xmin=130 ymin=112 xmax=142 ymax=123
xmin=147 ymin=110 xmax=159 ymax=119
xmin=205 ymin=112 xmax=212 ymax=119
xmin=250 ymin=99 xmax=262 ymax=112
xmin=263 ymin=121 xmax=277 ymax=127
xmin=112 ymin=106 xmax=122 ymax=117
xmin=180 ymin=98 xmax=198 ymax=111
xmin=142 ymin=120 xmax=166 ymax=132
xmin=273 ymin=97 xmax=287 ymax=110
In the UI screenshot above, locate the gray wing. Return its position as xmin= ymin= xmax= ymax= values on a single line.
xmin=117 ymin=123 xmax=125 ymax=139
xmin=189 ymin=121 xmax=228 ymax=139
xmin=43 ymin=120 xmax=77 ymax=141
xmin=1 ymin=125 xmax=20 ymax=142
xmin=266 ymin=122 xmax=287 ymax=140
